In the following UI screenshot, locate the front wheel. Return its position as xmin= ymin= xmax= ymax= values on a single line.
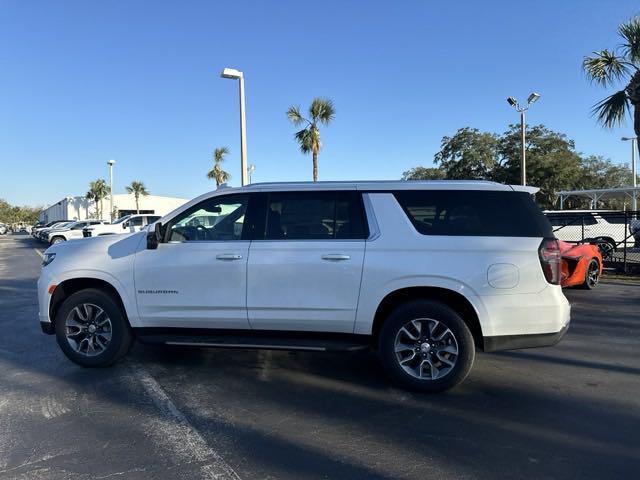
xmin=54 ymin=288 xmax=133 ymax=367
xmin=378 ymin=300 xmax=475 ymax=393
xmin=50 ymin=236 xmax=65 ymax=245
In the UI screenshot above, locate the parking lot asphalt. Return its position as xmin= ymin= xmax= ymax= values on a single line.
xmin=0 ymin=233 xmax=639 ymax=480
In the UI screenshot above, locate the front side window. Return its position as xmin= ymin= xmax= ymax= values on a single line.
xmin=166 ymin=194 xmax=248 ymax=242
xmin=128 ymin=217 xmax=144 ymax=227
xmin=263 ymin=191 xmax=367 ymax=240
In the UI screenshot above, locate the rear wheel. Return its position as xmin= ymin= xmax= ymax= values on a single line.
xmin=378 ymin=300 xmax=475 ymax=393
xmin=54 ymin=288 xmax=133 ymax=367
xmin=595 ymin=238 xmax=615 ymax=259
xmin=50 ymin=236 xmax=65 ymax=245
xmin=581 ymin=259 xmax=600 ymax=290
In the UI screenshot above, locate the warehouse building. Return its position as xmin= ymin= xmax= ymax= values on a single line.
xmin=39 ymin=194 xmax=188 ymax=223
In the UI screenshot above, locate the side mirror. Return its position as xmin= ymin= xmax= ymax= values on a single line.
xmin=123 ymin=222 xmax=128 ymax=229
xmin=147 ymin=222 xmax=162 ymax=250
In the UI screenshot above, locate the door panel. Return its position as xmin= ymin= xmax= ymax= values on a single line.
xmin=134 ymin=193 xmax=251 ymax=329
xmin=247 ymin=240 xmax=365 ymax=332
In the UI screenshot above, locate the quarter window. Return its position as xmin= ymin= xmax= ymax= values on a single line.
xmin=166 ymin=195 xmax=248 ymax=242
xmin=395 ymin=190 xmax=553 ymax=237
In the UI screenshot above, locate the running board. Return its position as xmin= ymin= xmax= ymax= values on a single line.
xmin=135 ymin=329 xmax=371 ymax=353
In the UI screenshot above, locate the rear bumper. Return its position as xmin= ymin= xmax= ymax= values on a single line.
xmin=483 ymin=322 xmax=569 ymax=352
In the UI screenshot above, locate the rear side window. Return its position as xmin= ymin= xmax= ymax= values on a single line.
xmin=263 ymin=191 xmax=367 ymax=240
xmin=394 ymin=190 xmax=553 ymax=237
xmin=546 ymin=213 xmax=597 ymax=227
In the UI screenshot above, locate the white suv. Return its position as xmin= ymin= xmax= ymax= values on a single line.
xmin=82 ymin=214 xmax=161 ymax=237
xmin=38 ymin=181 xmax=570 ymax=392
xmin=45 ymin=220 xmax=107 ymax=245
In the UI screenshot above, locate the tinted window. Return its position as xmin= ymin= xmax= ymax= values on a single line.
xmin=263 ymin=191 xmax=367 ymax=240
xmin=167 ymin=194 xmax=248 ymax=242
xmin=546 ymin=213 xmax=597 ymax=227
xmin=395 ymin=190 xmax=553 ymax=237
xmin=129 ymin=217 xmax=144 ymax=227
xmin=147 ymin=216 xmax=161 ymax=224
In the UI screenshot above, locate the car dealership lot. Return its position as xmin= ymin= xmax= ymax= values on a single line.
xmin=0 ymin=233 xmax=638 ymax=479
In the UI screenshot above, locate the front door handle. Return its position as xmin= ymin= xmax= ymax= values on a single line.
xmin=216 ymin=253 xmax=243 ymax=261
xmin=321 ymin=254 xmax=350 ymax=261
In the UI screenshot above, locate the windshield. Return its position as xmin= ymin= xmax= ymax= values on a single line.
xmin=112 ymin=215 xmax=132 ymax=225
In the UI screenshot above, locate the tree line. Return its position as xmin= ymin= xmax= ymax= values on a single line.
xmin=402 ymin=124 xmax=635 ymax=209
xmin=0 ymin=199 xmax=42 ymax=225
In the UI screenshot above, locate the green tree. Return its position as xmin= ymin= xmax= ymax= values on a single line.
xmin=402 ymin=166 xmax=446 ymax=180
xmin=87 ymin=179 xmax=110 ymax=219
xmin=494 ymin=124 xmax=583 ymax=207
xmin=0 ymin=199 xmax=41 ymax=224
xmin=207 ymin=147 xmax=231 ymax=186
xmin=583 ymin=17 xmax=640 ymax=137
xmin=433 ymin=127 xmax=499 ymax=180
xmin=125 ymin=180 xmax=150 ymax=214
xmin=286 ymin=98 xmax=335 ymax=182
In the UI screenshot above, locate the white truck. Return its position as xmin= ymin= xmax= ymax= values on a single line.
xmin=82 ymin=214 xmax=161 ymax=237
xmin=45 ymin=220 xmax=108 ymax=245
xmin=39 ymin=181 xmax=570 ymax=392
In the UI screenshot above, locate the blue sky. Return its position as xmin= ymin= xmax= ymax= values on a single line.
xmin=1 ymin=0 xmax=639 ymax=206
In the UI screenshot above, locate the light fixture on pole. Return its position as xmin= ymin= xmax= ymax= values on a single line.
xmin=220 ymin=67 xmax=248 ymax=186
xmin=247 ymin=164 xmax=256 ymax=184
xmin=621 ymin=136 xmax=638 ymax=210
xmin=107 ymin=159 xmax=116 ymax=222
xmin=506 ymin=92 xmax=541 ymax=186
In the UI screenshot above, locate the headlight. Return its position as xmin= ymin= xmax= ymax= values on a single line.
xmin=42 ymin=253 xmax=56 ymax=267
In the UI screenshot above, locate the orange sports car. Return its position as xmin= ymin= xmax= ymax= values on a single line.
xmin=558 ymin=240 xmax=603 ymax=289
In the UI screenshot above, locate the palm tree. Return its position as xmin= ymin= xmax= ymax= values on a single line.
xmin=87 ymin=179 xmax=110 ymax=219
xmin=286 ymin=98 xmax=335 ymax=182
xmin=207 ymin=147 xmax=231 ymax=186
xmin=125 ymin=180 xmax=149 ymax=214
xmin=583 ymin=17 xmax=640 ymax=137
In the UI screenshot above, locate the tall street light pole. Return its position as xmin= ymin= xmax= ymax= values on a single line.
xmin=507 ymin=92 xmax=541 ymax=186
xmin=220 ymin=68 xmax=248 ymax=186
xmin=107 ymin=159 xmax=115 ymax=221
xmin=621 ymin=136 xmax=638 ymax=210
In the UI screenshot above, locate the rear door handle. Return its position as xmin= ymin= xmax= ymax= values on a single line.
xmin=216 ymin=253 xmax=243 ymax=261
xmin=321 ymin=254 xmax=350 ymax=261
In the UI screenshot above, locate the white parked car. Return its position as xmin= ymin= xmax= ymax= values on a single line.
xmin=545 ymin=210 xmax=633 ymax=255
xmin=0 ymin=223 xmax=7 ymax=235
xmin=82 ymin=214 xmax=161 ymax=237
xmin=38 ymin=181 xmax=570 ymax=392
xmin=45 ymin=220 xmax=108 ymax=245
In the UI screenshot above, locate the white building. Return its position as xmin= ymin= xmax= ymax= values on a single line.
xmin=40 ymin=194 xmax=188 ymax=223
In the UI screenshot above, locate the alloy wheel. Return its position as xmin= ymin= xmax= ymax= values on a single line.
xmin=64 ymin=303 xmax=112 ymax=356
xmin=394 ymin=318 xmax=459 ymax=380
xmin=587 ymin=261 xmax=600 ymax=288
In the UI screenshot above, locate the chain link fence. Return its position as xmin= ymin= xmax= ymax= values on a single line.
xmin=545 ymin=211 xmax=640 ymax=274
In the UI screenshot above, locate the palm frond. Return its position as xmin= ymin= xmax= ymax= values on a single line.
xmin=619 ymin=17 xmax=640 ymax=64
xmin=309 ymin=98 xmax=335 ymax=125
xmin=286 ymin=106 xmax=306 ymax=126
xmin=583 ymin=50 xmax=632 ymax=86
xmin=591 ymin=89 xmax=630 ymax=128
xmin=126 ymin=180 xmax=149 ymax=196
xmin=214 ymin=147 xmax=229 ymax=163
xmin=294 ymin=128 xmax=314 ymax=154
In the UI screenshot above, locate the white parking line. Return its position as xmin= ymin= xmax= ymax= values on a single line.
xmin=34 ymin=249 xmax=44 ymax=259
xmin=128 ymin=363 xmax=241 ymax=480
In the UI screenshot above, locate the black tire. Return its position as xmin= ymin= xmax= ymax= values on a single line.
xmin=50 ymin=236 xmax=66 ymax=245
xmin=378 ymin=300 xmax=475 ymax=393
xmin=581 ymin=259 xmax=600 ymax=290
xmin=595 ymin=238 xmax=615 ymax=259
xmin=54 ymin=288 xmax=133 ymax=367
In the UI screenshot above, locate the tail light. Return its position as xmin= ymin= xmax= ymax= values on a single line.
xmin=539 ymin=238 xmax=561 ymax=285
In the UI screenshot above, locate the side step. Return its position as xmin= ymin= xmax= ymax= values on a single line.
xmin=135 ymin=329 xmax=371 ymax=353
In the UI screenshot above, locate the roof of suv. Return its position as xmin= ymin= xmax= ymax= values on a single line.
xmin=217 ymin=180 xmax=539 ymax=194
